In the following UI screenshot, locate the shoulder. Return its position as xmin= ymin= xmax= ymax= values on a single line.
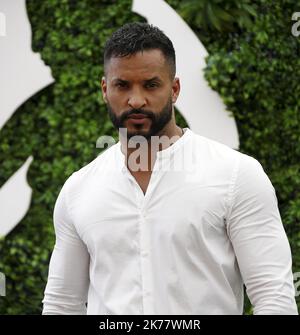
xmin=63 ymin=142 xmax=119 ymax=192
xmin=189 ymin=132 xmax=270 ymax=192
xmin=190 ymin=132 xmax=240 ymax=163
xmin=190 ymin=132 xmax=259 ymax=175
xmin=194 ymin=132 xmax=261 ymax=166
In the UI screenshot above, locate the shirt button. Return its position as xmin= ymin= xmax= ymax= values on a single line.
xmin=141 ymin=250 xmax=148 ymax=257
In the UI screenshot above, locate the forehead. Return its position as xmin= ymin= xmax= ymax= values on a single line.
xmin=105 ymin=49 xmax=170 ymax=80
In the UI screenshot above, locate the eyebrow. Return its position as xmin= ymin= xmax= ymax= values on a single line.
xmin=111 ymin=77 xmax=162 ymax=84
xmin=144 ymin=76 xmax=162 ymax=83
xmin=112 ymin=78 xmax=129 ymax=84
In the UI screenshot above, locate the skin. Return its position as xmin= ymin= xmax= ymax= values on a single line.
xmin=101 ymin=49 xmax=182 ymax=189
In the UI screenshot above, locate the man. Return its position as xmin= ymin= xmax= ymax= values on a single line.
xmin=42 ymin=22 xmax=298 ymax=315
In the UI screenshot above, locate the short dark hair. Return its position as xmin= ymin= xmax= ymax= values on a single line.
xmin=103 ymin=22 xmax=176 ymax=78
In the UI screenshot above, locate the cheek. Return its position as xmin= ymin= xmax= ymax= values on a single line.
xmin=149 ymin=90 xmax=171 ymax=105
xmin=160 ymin=93 xmax=174 ymax=109
xmin=107 ymin=91 xmax=127 ymax=107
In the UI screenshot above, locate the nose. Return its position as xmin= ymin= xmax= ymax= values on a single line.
xmin=127 ymin=88 xmax=146 ymax=109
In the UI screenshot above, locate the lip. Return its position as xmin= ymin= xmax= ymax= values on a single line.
xmin=127 ymin=117 xmax=149 ymax=125
xmin=128 ymin=114 xmax=148 ymax=119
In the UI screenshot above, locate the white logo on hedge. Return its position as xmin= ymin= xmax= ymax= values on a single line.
xmin=0 ymin=272 xmax=5 ymax=296
xmin=291 ymin=12 xmax=300 ymax=37
xmin=0 ymin=0 xmax=53 ymax=237
xmin=0 ymin=11 xmax=6 ymax=36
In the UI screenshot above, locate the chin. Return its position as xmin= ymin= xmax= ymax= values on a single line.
xmin=127 ymin=129 xmax=153 ymax=141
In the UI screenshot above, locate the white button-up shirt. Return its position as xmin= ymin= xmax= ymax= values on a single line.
xmin=42 ymin=128 xmax=298 ymax=315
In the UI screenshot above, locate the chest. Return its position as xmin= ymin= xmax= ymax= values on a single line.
xmin=74 ymin=176 xmax=229 ymax=263
xmin=69 ymin=163 xmax=231 ymax=245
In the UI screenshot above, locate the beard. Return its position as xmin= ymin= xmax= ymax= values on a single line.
xmin=106 ymin=97 xmax=173 ymax=141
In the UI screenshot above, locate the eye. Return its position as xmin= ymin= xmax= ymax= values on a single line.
xmin=145 ymin=82 xmax=159 ymax=89
xmin=115 ymin=81 xmax=128 ymax=89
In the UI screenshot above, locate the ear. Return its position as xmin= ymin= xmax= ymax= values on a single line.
xmin=101 ymin=76 xmax=108 ymax=103
xmin=171 ymin=77 xmax=180 ymax=104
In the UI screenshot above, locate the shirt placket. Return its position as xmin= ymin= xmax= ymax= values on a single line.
xmin=124 ymin=167 xmax=160 ymax=314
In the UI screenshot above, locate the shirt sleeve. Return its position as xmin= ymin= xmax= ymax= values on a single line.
xmin=226 ymin=155 xmax=298 ymax=315
xmin=42 ymin=176 xmax=90 ymax=315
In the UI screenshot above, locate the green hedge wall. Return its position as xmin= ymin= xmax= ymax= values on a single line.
xmin=0 ymin=0 xmax=299 ymax=314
